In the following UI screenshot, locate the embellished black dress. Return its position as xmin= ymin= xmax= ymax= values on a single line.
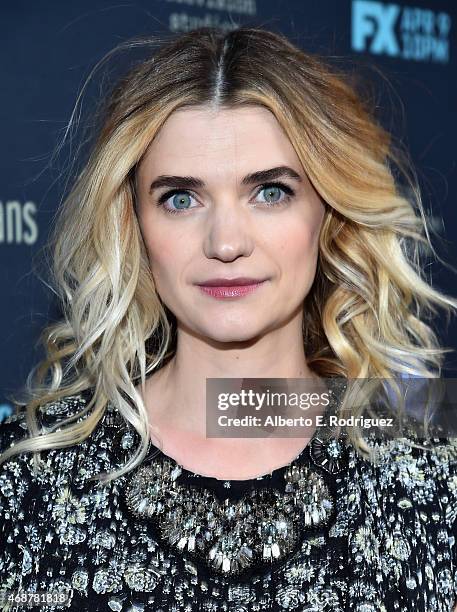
xmin=1 ymin=392 xmax=457 ymax=611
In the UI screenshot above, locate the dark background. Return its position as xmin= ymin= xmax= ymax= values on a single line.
xmin=1 ymin=0 xmax=455 ymax=418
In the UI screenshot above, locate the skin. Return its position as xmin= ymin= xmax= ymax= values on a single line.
xmin=134 ymin=104 xmax=328 ymax=480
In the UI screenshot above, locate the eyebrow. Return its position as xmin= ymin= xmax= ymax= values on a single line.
xmin=148 ymin=166 xmax=303 ymax=194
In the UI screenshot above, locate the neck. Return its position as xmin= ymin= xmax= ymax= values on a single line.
xmin=139 ymin=312 xmax=320 ymax=436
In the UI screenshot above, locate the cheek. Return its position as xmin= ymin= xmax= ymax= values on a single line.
xmin=273 ymin=222 xmax=321 ymax=291
xmin=140 ymin=219 xmax=191 ymax=286
xmin=141 ymin=229 xmax=164 ymax=271
xmin=276 ymin=223 xmax=319 ymax=264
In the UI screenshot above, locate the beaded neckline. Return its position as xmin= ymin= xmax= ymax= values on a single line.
xmin=111 ymin=381 xmax=349 ymax=492
xmin=112 ymin=385 xmax=350 ymax=578
xmin=122 ymin=430 xmax=349 ymax=578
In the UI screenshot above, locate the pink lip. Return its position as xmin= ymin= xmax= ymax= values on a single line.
xmin=197 ymin=281 xmax=266 ymax=299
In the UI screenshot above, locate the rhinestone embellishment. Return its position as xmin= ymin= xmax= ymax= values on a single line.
xmin=124 ymin=449 xmax=338 ymax=577
xmin=309 ymin=435 xmax=349 ymax=474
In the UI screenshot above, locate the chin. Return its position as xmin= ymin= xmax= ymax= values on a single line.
xmin=199 ymin=322 xmax=265 ymax=344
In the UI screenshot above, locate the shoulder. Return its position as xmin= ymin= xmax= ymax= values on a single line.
xmin=0 ymin=394 xmax=89 ymax=492
xmin=1 ymin=391 xmax=141 ymax=488
xmin=0 ymin=407 xmax=28 ymax=453
xmin=356 ymin=433 xmax=457 ymax=524
xmin=361 ymin=430 xmax=457 ymax=478
xmin=366 ymin=432 xmax=457 ymax=472
xmin=0 ymin=392 xmax=90 ymax=452
xmin=0 ymin=391 xmax=127 ymax=486
xmin=0 ymin=390 xmax=127 ymax=444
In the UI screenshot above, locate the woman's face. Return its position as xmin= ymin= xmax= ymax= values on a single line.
xmin=135 ymin=105 xmax=325 ymax=343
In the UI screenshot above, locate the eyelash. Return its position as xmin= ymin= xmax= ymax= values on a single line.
xmin=156 ymin=182 xmax=295 ymax=215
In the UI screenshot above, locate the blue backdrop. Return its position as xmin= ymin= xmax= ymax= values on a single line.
xmin=1 ymin=0 xmax=455 ymax=420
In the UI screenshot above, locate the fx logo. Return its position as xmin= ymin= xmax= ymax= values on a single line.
xmin=351 ymin=0 xmax=451 ymax=63
xmin=352 ymin=0 xmax=400 ymax=55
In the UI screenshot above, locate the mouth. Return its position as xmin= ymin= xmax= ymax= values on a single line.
xmin=196 ymin=280 xmax=267 ymax=299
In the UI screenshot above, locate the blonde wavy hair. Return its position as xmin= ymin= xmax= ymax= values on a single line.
xmin=2 ymin=26 xmax=457 ymax=484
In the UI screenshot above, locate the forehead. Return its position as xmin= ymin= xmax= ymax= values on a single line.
xmin=139 ymin=105 xmax=300 ymax=176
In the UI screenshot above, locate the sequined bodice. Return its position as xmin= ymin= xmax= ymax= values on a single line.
xmin=1 ymin=392 xmax=457 ymax=612
xmin=123 ymin=428 xmax=348 ymax=580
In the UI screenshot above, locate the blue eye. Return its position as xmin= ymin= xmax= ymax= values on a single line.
xmin=257 ymin=185 xmax=290 ymax=205
xmin=157 ymin=190 xmax=197 ymax=215
xmin=157 ymin=182 xmax=294 ymax=215
xmin=168 ymin=192 xmax=193 ymax=211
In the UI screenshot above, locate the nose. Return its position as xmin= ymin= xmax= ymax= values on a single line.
xmin=202 ymin=199 xmax=255 ymax=262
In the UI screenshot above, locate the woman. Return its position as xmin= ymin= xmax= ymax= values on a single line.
xmin=1 ymin=26 xmax=457 ymax=611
